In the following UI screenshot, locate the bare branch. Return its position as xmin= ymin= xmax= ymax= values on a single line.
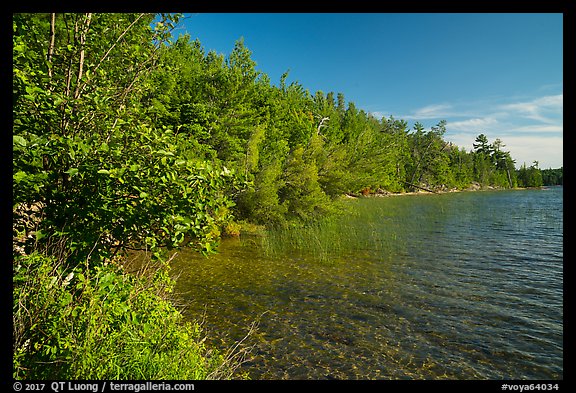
xmin=47 ymin=13 xmax=56 ymax=80
xmin=316 ymin=116 xmax=329 ymax=135
xmin=73 ymin=13 xmax=92 ymax=99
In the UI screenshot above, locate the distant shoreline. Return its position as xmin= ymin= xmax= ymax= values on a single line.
xmin=343 ymin=184 xmax=550 ymax=199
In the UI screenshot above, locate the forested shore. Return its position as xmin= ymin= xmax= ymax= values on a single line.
xmin=12 ymin=13 xmax=562 ymax=379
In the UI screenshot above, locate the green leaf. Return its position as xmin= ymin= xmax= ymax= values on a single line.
xmin=155 ymin=150 xmax=175 ymax=157
xmin=13 ymin=135 xmax=27 ymax=147
xmin=13 ymin=171 xmax=27 ymax=183
xmin=65 ymin=168 xmax=79 ymax=177
xmin=25 ymin=85 xmax=41 ymax=95
xmin=35 ymin=230 xmax=47 ymax=241
xmin=204 ymin=242 xmax=212 ymax=253
xmin=60 ymin=292 xmax=72 ymax=307
xmin=97 ymin=169 xmax=110 ymax=175
xmin=139 ymin=192 xmax=149 ymax=198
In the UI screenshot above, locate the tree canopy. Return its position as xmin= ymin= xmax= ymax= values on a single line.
xmin=14 ymin=12 xmax=553 ymax=263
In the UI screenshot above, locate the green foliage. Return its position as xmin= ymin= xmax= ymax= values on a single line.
xmin=470 ymin=134 xmax=517 ymax=188
xmin=405 ymin=121 xmax=454 ymax=190
xmin=13 ymin=14 xmax=243 ymax=380
xmin=473 ymin=133 xmax=492 ymax=157
xmin=281 ymin=145 xmax=332 ymax=223
xmin=13 ymin=13 xmax=235 ymax=264
xmin=13 ymin=12 xmax=530 ymax=249
xmin=517 ymin=162 xmax=544 ymax=188
xmin=140 ymin=33 xmax=528 ymax=228
xmin=541 ymin=167 xmax=562 ymax=186
xmin=236 ymin=158 xmax=288 ymax=227
xmin=454 ymin=146 xmax=482 ymax=189
xmin=13 ymin=252 xmax=237 ymax=379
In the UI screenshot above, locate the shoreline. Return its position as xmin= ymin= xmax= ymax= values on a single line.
xmin=343 ymin=184 xmax=546 ymax=199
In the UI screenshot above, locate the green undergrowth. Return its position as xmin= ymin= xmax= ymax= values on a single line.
xmin=13 ymin=251 xmax=247 ymax=380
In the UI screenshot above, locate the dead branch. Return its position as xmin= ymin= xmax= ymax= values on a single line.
xmin=73 ymin=13 xmax=92 ymax=99
xmin=47 ymin=13 xmax=56 ymax=80
xmin=316 ymin=116 xmax=329 ymax=135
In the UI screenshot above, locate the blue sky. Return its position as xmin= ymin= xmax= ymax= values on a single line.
xmin=176 ymin=13 xmax=563 ymax=169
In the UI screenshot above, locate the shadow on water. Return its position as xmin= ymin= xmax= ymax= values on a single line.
xmin=171 ymin=187 xmax=563 ymax=379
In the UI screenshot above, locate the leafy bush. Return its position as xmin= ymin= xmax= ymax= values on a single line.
xmin=13 ymin=252 xmax=243 ymax=380
xmin=13 ymin=14 xmax=239 ymax=265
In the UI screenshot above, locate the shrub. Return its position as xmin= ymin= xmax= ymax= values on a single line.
xmin=222 ymin=221 xmax=242 ymax=237
xmin=13 ymin=252 xmax=244 ymax=380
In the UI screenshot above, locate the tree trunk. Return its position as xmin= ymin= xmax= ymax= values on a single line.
xmin=404 ymin=181 xmax=437 ymax=193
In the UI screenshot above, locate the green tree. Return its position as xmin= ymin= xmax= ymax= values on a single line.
xmin=281 ymin=146 xmax=332 ymax=223
xmin=541 ymin=167 xmax=563 ymax=185
xmin=473 ymin=133 xmax=492 ymax=156
xmin=472 ymin=133 xmax=494 ymax=186
xmin=13 ymin=13 xmax=235 ymax=264
xmin=405 ymin=121 xmax=452 ymax=190
xmin=448 ymin=146 xmax=474 ymax=189
xmin=517 ymin=161 xmax=543 ymax=187
xmin=491 ymin=138 xmax=516 ymax=188
xmin=236 ymin=157 xmax=288 ymax=227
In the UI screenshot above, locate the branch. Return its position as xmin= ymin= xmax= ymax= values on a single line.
xmin=73 ymin=13 xmax=92 ymax=99
xmin=316 ymin=116 xmax=329 ymax=135
xmin=47 ymin=13 xmax=56 ymax=80
xmin=75 ymin=13 xmax=147 ymax=99
xmin=403 ymin=181 xmax=437 ymax=194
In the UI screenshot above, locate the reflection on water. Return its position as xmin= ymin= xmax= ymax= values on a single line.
xmin=171 ymin=187 xmax=563 ymax=379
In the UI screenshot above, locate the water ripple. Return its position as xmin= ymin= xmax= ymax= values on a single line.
xmin=172 ymin=187 xmax=563 ymax=379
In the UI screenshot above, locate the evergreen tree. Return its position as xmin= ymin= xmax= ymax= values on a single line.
xmin=517 ymin=162 xmax=543 ymax=187
xmin=281 ymin=146 xmax=331 ymax=223
xmin=541 ymin=167 xmax=563 ymax=185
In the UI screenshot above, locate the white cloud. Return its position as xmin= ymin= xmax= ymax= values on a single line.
xmin=507 ymin=124 xmax=563 ymax=133
xmin=445 ymin=133 xmax=563 ymax=169
xmin=499 ymin=94 xmax=563 ymax=123
xmin=397 ymin=93 xmax=563 ymax=125
xmin=402 ymin=103 xmax=453 ymax=119
xmin=444 ymin=133 xmax=479 ymax=151
xmin=535 ymin=94 xmax=563 ymax=108
xmin=447 ymin=117 xmax=498 ymax=131
xmin=501 ymin=135 xmax=563 ymax=169
xmin=373 ymin=89 xmax=563 ymax=168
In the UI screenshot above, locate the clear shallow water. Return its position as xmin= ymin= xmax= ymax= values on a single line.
xmin=171 ymin=187 xmax=563 ymax=379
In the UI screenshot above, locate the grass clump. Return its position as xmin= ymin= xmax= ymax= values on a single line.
xmin=13 ymin=251 xmax=245 ymax=380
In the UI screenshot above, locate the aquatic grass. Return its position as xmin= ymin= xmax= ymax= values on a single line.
xmin=260 ymin=198 xmax=406 ymax=264
xmin=260 ymin=216 xmax=348 ymax=264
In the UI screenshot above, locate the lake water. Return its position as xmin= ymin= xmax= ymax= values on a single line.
xmin=171 ymin=187 xmax=563 ymax=379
